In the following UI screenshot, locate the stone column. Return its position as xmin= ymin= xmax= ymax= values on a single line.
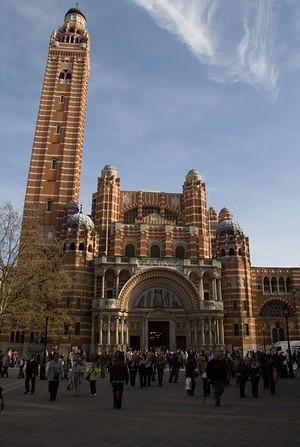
xmin=194 ymin=320 xmax=198 ymax=347
xmin=220 ymin=318 xmax=225 ymax=345
xmin=170 ymin=320 xmax=176 ymax=349
xmin=276 ymin=277 xmax=280 ymax=294
xmin=212 ymin=278 xmax=218 ymax=301
xmin=116 ymin=271 xmax=120 ymax=298
xmin=201 ymin=319 xmax=205 ymax=346
xmin=199 ymin=275 xmax=204 ymax=300
xmin=121 ymin=318 xmax=124 ymax=345
xmin=94 ymin=275 xmax=97 ymax=298
xmin=216 ymin=319 xmax=220 ymax=346
xmin=107 ymin=317 xmax=111 ymax=346
xmin=269 ymin=277 xmax=272 ymax=294
xmin=209 ymin=319 xmax=213 ymax=345
xmin=218 ymin=279 xmax=222 ymax=301
xmin=99 ymin=318 xmax=103 ymax=346
xmin=284 ymin=277 xmax=287 ymax=294
xmin=101 ymin=272 xmax=105 ymax=298
xmin=125 ymin=320 xmax=129 ymax=346
xmin=116 ymin=318 xmax=119 ymax=346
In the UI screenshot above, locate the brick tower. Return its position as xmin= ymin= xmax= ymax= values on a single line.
xmin=23 ymin=8 xmax=90 ymax=235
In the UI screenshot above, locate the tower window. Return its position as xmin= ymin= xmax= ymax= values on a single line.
xmin=150 ymin=245 xmax=160 ymax=258
xmin=234 ymin=324 xmax=240 ymax=336
xmin=51 ymin=159 xmax=57 ymax=169
xmin=75 ymin=322 xmax=81 ymax=336
xmin=244 ymin=324 xmax=250 ymax=336
xmin=55 ymin=125 xmax=61 ymax=135
xmin=59 ymin=95 xmax=64 ymax=103
xmin=175 ymin=245 xmax=185 ymax=259
xmin=59 ymin=70 xmax=71 ymax=83
xmin=46 ymin=200 xmax=53 ymax=212
xmin=125 ymin=244 xmax=135 ymax=257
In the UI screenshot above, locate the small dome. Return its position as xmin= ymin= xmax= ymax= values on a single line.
xmin=67 ymin=212 xmax=94 ymax=231
xmin=216 ymin=219 xmax=243 ymax=236
xmin=218 ymin=207 xmax=233 ymax=222
xmin=185 ymin=169 xmax=203 ymax=184
xmin=65 ymin=8 xmax=86 ymax=21
xmin=64 ymin=202 xmax=79 ymax=213
xmin=208 ymin=207 xmax=218 ymax=220
xmin=101 ymin=164 xmax=118 ymax=177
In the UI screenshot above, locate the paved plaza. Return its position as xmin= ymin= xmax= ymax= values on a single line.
xmin=1 ymin=369 xmax=300 ymax=447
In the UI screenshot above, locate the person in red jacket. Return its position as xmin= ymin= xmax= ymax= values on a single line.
xmin=110 ymin=352 xmax=129 ymax=409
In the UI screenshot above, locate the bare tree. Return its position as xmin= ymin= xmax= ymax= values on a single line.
xmin=0 ymin=202 xmax=72 ymax=334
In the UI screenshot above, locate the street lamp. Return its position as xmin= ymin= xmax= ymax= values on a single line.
xmin=262 ymin=323 xmax=266 ymax=353
xmin=39 ymin=315 xmax=49 ymax=380
xmin=283 ymin=305 xmax=294 ymax=379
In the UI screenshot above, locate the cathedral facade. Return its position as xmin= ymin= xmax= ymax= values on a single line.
xmin=3 ymin=9 xmax=300 ymax=355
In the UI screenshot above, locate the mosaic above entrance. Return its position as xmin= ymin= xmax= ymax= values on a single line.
xmin=134 ymin=288 xmax=183 ymax=309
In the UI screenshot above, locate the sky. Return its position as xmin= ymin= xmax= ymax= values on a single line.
xmin=0 ymin=0 xmax=299 ymax=267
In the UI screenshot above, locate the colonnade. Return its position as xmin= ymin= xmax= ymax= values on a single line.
xmin=92 ymin=315 xmax=225 ymax=352
xmin=195 ymin=275 xmax=222 ymax=301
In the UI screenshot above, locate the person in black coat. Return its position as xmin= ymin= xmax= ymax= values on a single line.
xmin=110 ymin=352 xmax=129 ymax=409
xmin=207 ymin=352 xmax=227 ymax=406
xmin=24 ymin=356 xmax=39 ymax=395
xmin=185 ymin=352 xmax=197 ymax=396
xmin=236 ymin=358 xmax=249 ymax=398
xmin=249 ymin=359 xmax=261 ymax=398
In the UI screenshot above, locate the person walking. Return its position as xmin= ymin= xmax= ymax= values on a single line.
xmin=110 ymin=352 xmax=129 ymax=409
xmin=156 ymin=353 xmax=167 ymax=386
xmin=185 ymin=352 xmax=197 ymax=396
xmin=207 ymin=352 xmax=227 ymax=407
xmin=236 ymin=358 xmax=249 ymax=398
xmin=47 ymin=352 xmax=63 ymax=401
xmin=249 ymin=358 xmax=261 ymax=398
xmin=72 ymin=356 xmax=85 ymax=396
xmin=24 ymin=355 xmax=39 ymax=395
xmin=86 ymin=361 xmax=98 ymax=397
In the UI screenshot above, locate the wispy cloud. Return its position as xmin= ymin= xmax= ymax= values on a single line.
xmin=131 ymin=0 xmax=279 ymax=97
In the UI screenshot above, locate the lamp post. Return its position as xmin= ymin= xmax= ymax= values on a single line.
xmin=262 ymin=323 xmax=266 ymax=353
xmin=283 ymin=305 xmax=294 ymax=379
xmin=39 ymin=315 xmax=49 ymax=380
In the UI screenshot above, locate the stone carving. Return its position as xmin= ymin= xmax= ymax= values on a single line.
xmin=134 ymin=288 xmax=183 ymax=309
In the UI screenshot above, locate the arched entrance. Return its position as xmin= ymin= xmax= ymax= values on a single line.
xmin=118 ymin=267 xmax=220 ymax=350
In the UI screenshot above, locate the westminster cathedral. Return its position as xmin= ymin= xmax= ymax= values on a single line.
xmin=2 ymin=8 xmax=300 ymax=355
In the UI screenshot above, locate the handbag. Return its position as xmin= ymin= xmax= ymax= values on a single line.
xmin=185 ymin=377 xmax=192 ymax=390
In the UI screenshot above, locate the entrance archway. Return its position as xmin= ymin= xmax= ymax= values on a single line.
xmin=148 ymin=321 xmax=169 ymax=348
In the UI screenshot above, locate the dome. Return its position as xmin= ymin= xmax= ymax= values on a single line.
xmin=67 ymin=212 xmax=94 ymax=231
xmin=216 ymin=219 xmax=243 ymax=236
xmin=208 ymin=207 xmax=218 ymax=220
xmin=218 ymin=207 xmax=233 ymax=222
xmin=65 ymin=8 xmax=86 ymax=21
xmin=185 ymin=169 xmax=203 ymax=184
xmin=64 ymin=201 xmax=79 ymax=213
xmin=101 ymin=164 xmax=118 ymax=177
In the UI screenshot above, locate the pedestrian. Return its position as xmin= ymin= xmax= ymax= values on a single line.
xmin=267 ymin=356 xmax=278 ymax=395
xmin=236 ymin=358 xmax=249 ymax=398
xmin=207 ymin=352 xmax=227 ymax=407
xmin=24 ymin=355 xmax=39 ymax=395
xmin=185 ymin=352 xmax=197 ymax=396
xmin=128 ymin=356 xmax=138 ymax=387
xmin=47 ymin=352 xmax=63 ymax=401
xmin=86 ymin=361 xmax=98 ymax=397
xmin=72 ymin=355 xmax=85 ymax=395
xmin=169 ymin=352 xmax=180 ymax=383
xmin=139 ymin=353 xmax=147 ymax=388
xmin=249 ymin=358 xmax=261 ymax=398
xmin=0 ymin=386 xmax=4 ymax=413
xmin=1 ymin=356 xmax=9 ymax=378
xmin=156 ymin=353 xmax=167 ymax=386
xmin=110 ymin=351 xmax=129 ymax=409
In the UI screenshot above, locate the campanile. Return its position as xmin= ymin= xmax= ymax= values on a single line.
xmin=24 ymin=8 xmax=90 ymax=234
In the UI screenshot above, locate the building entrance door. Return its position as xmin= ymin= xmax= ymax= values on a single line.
xmin=129 ymin=336 xmax=140 ymax=350
xmin=148 ymin=321 xmax=169 ymax=349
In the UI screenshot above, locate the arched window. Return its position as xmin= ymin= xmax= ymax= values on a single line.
xmin=125 ymin=244 xmax=135 ymax=257
xmin=221 ymin=249 xmax=226 ymax=257
xmin=175 ymin=245 xmax=185 ymax=259
xmin=10 ymin=331 xmax=15 ymax=343
xmin=278 ymin=277 xmax=285 ymax=293
xmin=150 ymin=245 xmax=160 ymax=258
xmin=15 ymin=331 xmax=20 ymax=343
xmin=59 ymin=69 xmax=72 ymax=83
xmin=79 ymin=242 xmax=84 ymax=251
xmin=238 ymin=248 xmax=242 ymax=256
xmin=20 ymin=332 xmax=25 ymax=343
xmin=286 ymin=277 xmax=291 ymax=292
xmin=70 ymin=242 xmax=76 ymax=250
xmin=229 ymin=248 xmax=235 ymax=256
xmin=271 ymin=277 xmax=277 ymax=294
xmin=272 ymin=325 xmax=285 ymax=343
xmin=88 ymin=244 xmax=93 ymax=253
xmin=263 ymin=277 xmax=270 ymax=294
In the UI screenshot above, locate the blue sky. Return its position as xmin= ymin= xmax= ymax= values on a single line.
xmin=0 ymin=0 xmax=299 ymax=267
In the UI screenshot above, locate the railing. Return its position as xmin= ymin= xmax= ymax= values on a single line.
xmin=92 ymin=298 xmax=119 ymax=310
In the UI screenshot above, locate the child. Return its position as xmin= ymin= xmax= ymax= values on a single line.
xmin=87 ymin=361 xmax=98 ymax=397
